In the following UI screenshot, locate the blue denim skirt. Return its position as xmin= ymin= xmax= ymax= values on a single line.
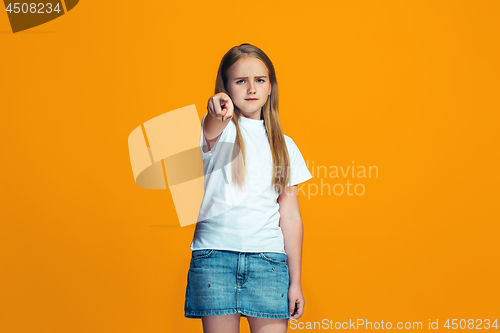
xmin=184 ymin=249 xmax=291 ymax=319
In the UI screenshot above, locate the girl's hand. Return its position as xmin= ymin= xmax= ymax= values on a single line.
xmin=288 ymin=284 xmax=305 ymax=321
xmin=207 ymin=93 xmax=234 ymax=121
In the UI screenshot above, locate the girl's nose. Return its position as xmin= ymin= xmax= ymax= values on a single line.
xmin=248 ymin=83 xmax=256 ymax=94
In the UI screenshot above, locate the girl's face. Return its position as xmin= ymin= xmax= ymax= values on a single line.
xmin=226 ymin=56 xmax=272 ymax=120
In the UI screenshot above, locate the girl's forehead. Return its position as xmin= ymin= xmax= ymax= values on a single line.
xmin=229 ymin=57 xmax=269 ymax=77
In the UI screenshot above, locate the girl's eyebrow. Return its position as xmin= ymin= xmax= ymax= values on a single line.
xmin=234 ymin=76 xmax=268 ymax=80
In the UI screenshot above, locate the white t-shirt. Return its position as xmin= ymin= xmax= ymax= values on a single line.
xmin=190 ymin=113 xmax=312 ymax=253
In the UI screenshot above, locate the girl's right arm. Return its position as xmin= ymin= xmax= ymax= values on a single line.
xmin=204 ymin=93 xmax=234 ymax=151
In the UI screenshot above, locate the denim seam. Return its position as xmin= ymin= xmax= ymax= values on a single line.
xmin=259 ymin=253 xmax=287 ymax=265
xmin=192 ymin=249 xmax=217 ymax=261
xmin=242 ymin=254 xmax=249 ymax=285
xmin=184 ymin=273 xmax=190 ymax=311
xmin=239 ymin=309 xmax=291 ymax=319
xmin=185 ymin=308 xmax=291 ymax=319
xmin=185 ymin=309 xmax=239 ymax=317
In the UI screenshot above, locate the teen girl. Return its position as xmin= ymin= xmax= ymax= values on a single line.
xmin=185 ymin=43 xmax=312 ymax=333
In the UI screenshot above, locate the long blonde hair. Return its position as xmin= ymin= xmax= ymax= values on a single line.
xmin=215 ymin=43 xmax=290 ymax=194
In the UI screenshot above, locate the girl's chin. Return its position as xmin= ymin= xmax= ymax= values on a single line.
xmin=237 ymin=107 xmax=263 ymax=114
xmin=239 ymin=111 xmax=262 ymax=118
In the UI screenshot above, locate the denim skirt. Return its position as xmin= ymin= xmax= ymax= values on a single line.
xmin=184 ymin=249 xmax=291 ymax=319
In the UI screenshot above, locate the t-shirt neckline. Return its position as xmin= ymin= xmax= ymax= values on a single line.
xmin=239 ymin=115 xmax=264 ymax=128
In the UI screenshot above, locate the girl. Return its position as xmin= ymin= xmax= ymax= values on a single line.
xmin=185 ymin=43 xmax=312 ymax=333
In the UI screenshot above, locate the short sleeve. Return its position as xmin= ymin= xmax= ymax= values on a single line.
xmin=286 ymin=137 xmax=313 ymax=186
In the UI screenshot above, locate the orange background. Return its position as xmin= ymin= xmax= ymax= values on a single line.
xmin=1 ymin=1 xmax=499 ymax=332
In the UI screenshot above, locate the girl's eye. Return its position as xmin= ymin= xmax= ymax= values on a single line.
xmin=235 ymin=79 xmax=266 ymax=84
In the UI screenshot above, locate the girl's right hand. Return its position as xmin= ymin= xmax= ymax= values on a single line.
xmin=207 ymin=93 xmax=234 ymax=121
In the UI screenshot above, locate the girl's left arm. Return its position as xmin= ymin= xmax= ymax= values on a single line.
xmin=278 ymin=185 xmax=305 ymax=321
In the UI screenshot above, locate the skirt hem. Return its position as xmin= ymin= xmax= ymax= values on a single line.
xmin=185 ymin=308 xmax=292 ymax=319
